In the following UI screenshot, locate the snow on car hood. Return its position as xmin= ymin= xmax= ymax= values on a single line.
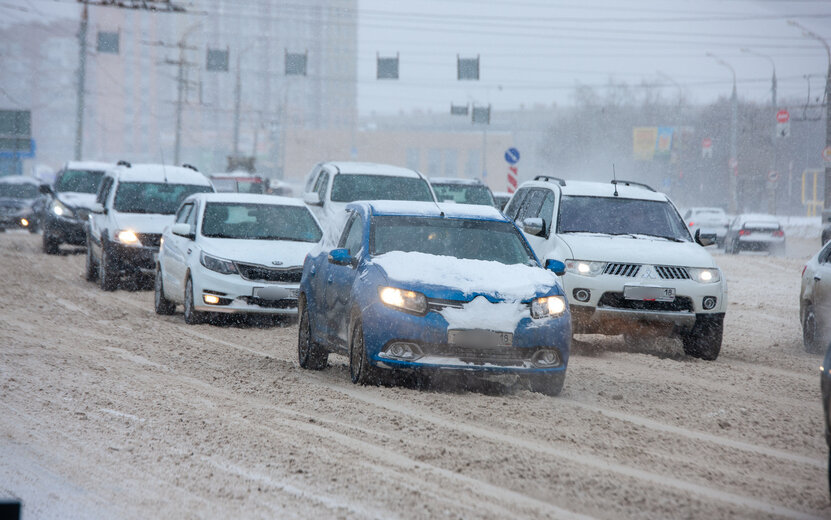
xmin=57 ymin=192 xmax=97 ymax=210
xmin=372 ymin=251 xmax=558 ymax=301
xmin=559 ymin=233 xmax=717 ymax=268
xmin=113 ymin=212 xmax=175 ymax=235
xmin=198 ymin=237 xmax=314 ymax=268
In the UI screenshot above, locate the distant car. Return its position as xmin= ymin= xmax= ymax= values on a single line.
xmin=429 ymin=177 xmax=496 ymax=207
xmin=302 ymin=161 xmax=437 ymax=243
xmin=86 ymin=162 xmax=214 ymax=291
xmin=683 ymin=207 xmax=729 ymax=248
xmin=801 ymin=240 xmax=831 ymax=353
xmin=724 ymin=213 xmax=785 ymax=255
xmin=821 ymin=345 xmax=831 ymax=497
xmin=209 ymin=173 xmax=269 ymax=194
xmin=297 ymin=200 xmax=571 ymax=395
xmin=40 ymin=161 xmax=111 ymax=254
xmin=155 ymin=193 xmax=322 ymax=324
xmin=0 ymin=176 xmax=46 ymax=233
xmin=822 ymin=215 xmax=830 ymax=246
xmin=492 ymin=191 xmax=511 ymax=211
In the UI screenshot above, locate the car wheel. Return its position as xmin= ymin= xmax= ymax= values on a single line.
xmin=349 ymin=319 xmax=380 ymax=385
xmin=297 ymin=299 xmax=328 ymax=370
xmin=803 ymin=305 xmax=823 ymax=354
xmin=183 ymin=275 xmax=206 ymax=325
xmin=98 ymin=244 xmax=118 ymax=291
xmin=716 ymin=237 xmax=725 ymax=249
xmin=28 ymin=221 xmax=39 ymax=233
xmin=84 ymin=235 xmax=98 ymax=282
xmin=154 ymin=265 xmax=176 ymax=315
xmin=528 ymin=371 xmax=565 ymax=396
xmin=682 ymin=314 xmax=723 ymax=360
xmin=42 ymin=231 xmax=59 ymax=255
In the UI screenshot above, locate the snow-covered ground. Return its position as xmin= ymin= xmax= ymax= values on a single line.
xmin=0 ymin=231 xmax=828 ymax=519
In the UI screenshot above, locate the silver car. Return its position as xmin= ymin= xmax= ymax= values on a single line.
xmin=801 ymin=240 xmax=831 ymax=353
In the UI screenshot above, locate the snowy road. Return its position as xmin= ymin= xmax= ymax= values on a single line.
xmin=0 ymin=231 xmax=827 ymax=519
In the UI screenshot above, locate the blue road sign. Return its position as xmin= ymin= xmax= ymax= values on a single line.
xmin=504 ymin=147 xmax=520 ymax=164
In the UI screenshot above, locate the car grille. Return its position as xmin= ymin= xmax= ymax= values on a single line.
xmin=422 ymin=344 xmax=532 ymax=366
xmin=597 ymin=292 xmax=694 ymax=313
xmin=235 ymin=263 xmax=303 ymax=283
xmin=426 ymin=297 xmax=465 ymax=312
xmin=136 ymin=233 xmax=162 ymax=248
xmin=604 ymin=263 xmax=641 ymax=277
xmin=655 ymin=266 xmax=691 ymax=280
xmin=75 ymin=208 xmax=91 ymax=221
xmin=602 ymin=263 xmax=690 ymax=280
xmin=239 ymin=296 xmax=298 ymax=309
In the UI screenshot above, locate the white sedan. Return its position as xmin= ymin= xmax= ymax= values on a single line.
xmin=801 ymin=240 xmax=831 ymax=353
xmin=154 ymin=193 xmax=323 ymax=324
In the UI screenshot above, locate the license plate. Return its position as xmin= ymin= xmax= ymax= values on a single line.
xmin=447 ymin=329 xmax=513 ymax=348
xmin=623 ymin=285 xmax=675 ymax=302
xmin=253 ymin=286 xmax=298 ymax=300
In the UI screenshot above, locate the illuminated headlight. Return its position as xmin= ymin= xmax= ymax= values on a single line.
xmin=20 ymin=218 xmax=29 ymax=227
xmin=378 ymin=286 xmax=427 ymax=314
xmin=51 ymin=199 xmax=74 ymax=218
xmin=115 ymin=229 xmax=141 ymax=246
xmin=200 ymin=252 xmax=238 ymax=275
xmin=531 ymin=295 xmax=567 ymax=319
xmin=688 ymin=268 xmax=720 ymax=283
xmin=565 ymin=260 xmax=605 ymax=276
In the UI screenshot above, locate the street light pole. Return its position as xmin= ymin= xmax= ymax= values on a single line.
xmin=173 ymin=23 xmax=201 ymax=166
xmin=740 ymin=48 xmax=776 ymax=109
xmin=74 ymin=2 xmax=88 ymax=160
xmin=741 ymin=48 xmax=778 ymax=212
xmin=707 ymin=52 xmax=739 ymax=213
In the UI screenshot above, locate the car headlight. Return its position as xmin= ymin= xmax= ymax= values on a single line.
xmin=200 ymin=251 xmax=238 ymax=274
xmin=379 ymin=286 xmax=427 ymax=314
xmin=565 ymin=260 xmax=606 ymax=276
xmin=115 ymin=229 xmax=142 ymax=246
xmin=531 ymin=295 xmax=567 ymax=319
xmin=51 ymin=199 xmax=75 ymax=218
xmin=688 ymin=268 xmax=721 ymax=283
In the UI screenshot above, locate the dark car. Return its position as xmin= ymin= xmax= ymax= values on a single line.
xmin=822 ymin=345 xmax=831 ymax=496
xmin=0 ymin=176 xmax=46 ymax=233
xmin=40 ymin=161 xmax=112 ymax=254
xmin=430 ymin=177 xmax=496 ymax=207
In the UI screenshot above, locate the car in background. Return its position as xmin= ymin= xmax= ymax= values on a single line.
xmin=429 ymin=177 xmax=496 ymax=207
xmin=209 ymin=173 xmax=269 ymax=194
xmin=40 ymin=161 xmax=112 ymax=254
xmin=492 ymin=191 xmax=511 ymax=211
xmin=505 ymin=176 xmax=725 ymax=360
xmin=801 ymin=240 xmax=831 ymax=353
xmin=302 ymin=161 xmax=436 ymax=243
xmin=297 ymin=200 xmax=571 ymax=395
xmin=155 ymin=193 xmax=322 ymax=324
xmin=724 ymin=213 xmax=785 ymax=255
xmin=822 ymin=216 xmax=830 ymax=246
xmin=0 ymin=176 xmax=47 ymax=233
xmin=86 ymin=162 xmax=214 ymax=291
xmin=683 ymin=207 xmax=729 ymax=248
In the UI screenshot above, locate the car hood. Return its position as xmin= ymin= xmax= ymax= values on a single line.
xmin=113 ymin=212 xmax=175 ymax=235
xmin=558 ymin=233 xmax=717 ymax=268
xmin=198 ymin=237 xmax=314 ymax=268
xmin=57 ymin=192 xmax=97 ymax=210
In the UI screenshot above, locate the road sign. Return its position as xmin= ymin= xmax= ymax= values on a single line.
xmin=776 ymin=109 xmax=790 ymax=123
xmin=504 ymin=147 xmax=520 ymax=164
xmin=768 ymin=170 xmax=779 ymax=182
xmin=823 ymin=147 xmax=831 ymax=162
xmin=701 ymin=137 xmax=712 ymax=158
xmin=776 ymin=109 xmax=791 ymax=138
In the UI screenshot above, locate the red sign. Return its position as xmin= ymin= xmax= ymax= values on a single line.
xmin=702 ymin=138 xmax=712 ymax=148
xmin=823 ymin=147 xmax=831 ymax=163
xmin=507 ymin=166 xmax=518 ymax=193
xmin=776 ymin=110 xmax=790 ymax=124
xmin=768 ymin=170 xmax=779 ymax=182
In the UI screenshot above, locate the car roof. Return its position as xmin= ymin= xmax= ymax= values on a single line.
xmin=110 ymin=163 xmax=213 ymax=186
xmin=430 ymin=177 xmax=484 ymax=186
xmin=188 ymin=192 xmax=307 ymax=207
xmin=689 ymin=207 xmax=726 ymax=213
xmin=325 ymin=161 xmax=424 ymax=178
xmin=354 ymin=200 xmax=507 ymax=221
xmin=0 ymin=175 xmax=41 ymax=185
xmin=520 ymin=178 xmax=669 ymax=202
xmin=65 ymin=161 xmax=114 ymax=171
xmin=734 ymin=213 xmax=781 ymax=224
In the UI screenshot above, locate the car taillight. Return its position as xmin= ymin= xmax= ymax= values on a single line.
xmin=802 ymin=265 xmax=807 ymax=277
xmin=688 ymin=221 xmax=694 ymax=227
xmin=773 ymin=230 xmax=784 ymax=237
xmin=738 ymin=229 xmax=751 ymax=236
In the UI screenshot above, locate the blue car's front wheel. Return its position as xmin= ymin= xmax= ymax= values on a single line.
xmin=298 ymin=300 xmax=328 ymax=370
xmin=528 ymin=371 xmax=565 ymax=397
xmin=349 ymin=320 xmax=381 ymax=386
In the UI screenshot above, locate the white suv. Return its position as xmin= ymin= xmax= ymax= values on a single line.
xmin=506 ymin=176 xmax=727 ymax=360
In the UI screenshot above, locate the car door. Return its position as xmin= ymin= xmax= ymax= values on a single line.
xmin=162 ymin=201 xmax=196 ymax=300
xmin=88 ymin=176 xmax=114 ymax=260
xmin=325 ymin=212 xmax=364 ymax=346
xmin=814 ymin=244 xmax=831 ymax=347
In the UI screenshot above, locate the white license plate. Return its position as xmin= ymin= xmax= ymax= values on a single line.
xmin=253 ymin=286 xmax=298 ymax=300
xmin=447 ymin=329 xmax=513 ymax=348
xmin=623 ymin=285 xmax=676 ymax=302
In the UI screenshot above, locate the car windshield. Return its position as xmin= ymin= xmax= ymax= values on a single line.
xmin=201 ymin=202 xmax=322 ymax=242
xmin=330 ymin=174 xmax=434 ymax=203
xmin=0 ymin=182 xmax=39 ymax=199
xmin=432 ymin=184 xmax=495 ymax=206
xmin=558 ymin=195 xmax=690 ymax=241
xmin=54 ymin=169 xmax=105 ymax=194
xmin=113 ymin=182 xmax=213 ymax=214
xmin=371 ymin=216 xmax=535 ymax=265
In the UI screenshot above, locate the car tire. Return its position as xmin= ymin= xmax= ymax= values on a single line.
xmin=682 ymin=314 xmax=723 ymax=360
xmin=42 ymin=231 xmax=59 ymax=255
xmin=803 ymin=305 xmax=823 ymax=354
xmin=349 ymin=319 xmax=380 ymax=385
xmin=154 ymin=265 xmax=176 ymax=315
xmin=716 ymin=237 xmax=725 ymax=249
xmin=297 ymin=298 xmax=328 ymax=370
xmin=84 ymin=235 xmax=98 ymax=282
xmin=183 ymin=275 xmax=206 ymax=325
xmin=528 ymin=371 xmax=565 ymax=396
xmin=98 ymin=244 xmax=118 ymax=291
xmin=28 ymin=221 xmax=39 ymax=234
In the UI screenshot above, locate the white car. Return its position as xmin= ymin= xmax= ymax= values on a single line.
xmin=302 ymin=161 xmax=436 ymax=244
xmin=724 ymin=213 xmax=785 ymax=255
xmin=86 ymin=162 xmax=214 ymax=291
xmin=800 ymin=240 xmax=831 ymax=353
xmin=154 ymin=193 xmax=323 ymax=324
xmin=505 ymin=176 xmax=727 ymax=360
xmin=683 ymin=207 xmax=729 ymax=248
xmin=429 ymin=177 xmax=496 ymax=206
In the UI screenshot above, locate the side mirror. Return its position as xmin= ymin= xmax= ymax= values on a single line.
xmin=545 ymin=259 xmax=566 ymax=276
xmin=694 ymin=228 xmax=715 ymax=247
xmin=171 ymin=222 xmax=195 ymax=240
xmin=522 ymin=217 xmax=544 ymax=236
xmin=90 ymin=202 xmax=106 ymax=215
xmin=39 ymin=184 xmax=53 ymax=196
xmin=303 ymin=192 xmax=323 ymax=206
xmin=328 ymin=248 xmax=353 ymax=266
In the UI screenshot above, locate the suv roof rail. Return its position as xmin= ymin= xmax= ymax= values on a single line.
xmin=533 ymin=175 xmax=566 ymax=186
xmin=182 ymin=163 xmax=199 ymax=172
xmin=116 ymin=160 xmax=131 ymax=168
xmin=611 ymin=179 xmax=655 ymax=192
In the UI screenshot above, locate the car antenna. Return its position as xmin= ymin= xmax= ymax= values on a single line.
xmin=612 ymin=163 xmax=619 ymax=197
xmin=416 ymin=168 xmax=444 ymax=217
xmin=158 ymin=145 xmax=168 ymax=183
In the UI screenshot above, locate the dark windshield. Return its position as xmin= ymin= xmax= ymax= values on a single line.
xmin=432 ymin=184 xmax=495 ymax=206
xmin=114 ymin=183 xmax=213 ymax=214
xmin=558 ymin=195 xmax=690 ymax=241
xmin=201 ymin=202 xmax=322 ymax=242
xmin=55 ymin=169 xmax=105 ymax=194
xmin=330 ymin=174 xmax=434 ymax=203
xmin=0 ymin=182 xmax=39 ymax=199
xmin=371 ymin=216 xmax=535 ymax=265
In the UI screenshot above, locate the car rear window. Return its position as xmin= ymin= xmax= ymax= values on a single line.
xmin=432 ymin=184 xmax=495 ymax=206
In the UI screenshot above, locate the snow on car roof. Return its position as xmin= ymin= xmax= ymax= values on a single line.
xmin=735 ymin=213 xmax=781 ymax=225
xmin=191 ymin=192 xmax=306 ymax=207
xmin=0 ymin=175 xmax=41 ymax=185
xmin=363 ymin=200 xmax=506 ymax=220
xmin=66 ymin=161 xmax=114 ymax=171
xmin=689 ymin=207 xmax=726 ymax=214
xmin=429 ymin=177 xmax=484 ymax=185
xmin=330 ymin=162 xmax=424 ymax=178
xmin=525 ymin=179 xmax=668 ymax=202
xmin=113 ymin=164 xmax=213 ymax=186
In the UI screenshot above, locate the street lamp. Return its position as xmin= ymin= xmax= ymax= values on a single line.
xmin=742 ymin=48 xmax=779 ymax=212
xmin=656 ymin=71 xmax=683 ymax=106
xmin=706 ymin=52 xmax=739 ymax=213
xmin=740 ymin=48 xmax=776 ymax=109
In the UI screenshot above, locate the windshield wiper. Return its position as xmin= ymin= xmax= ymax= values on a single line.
xmin=630 ymin=233 xmax=685 ymax=242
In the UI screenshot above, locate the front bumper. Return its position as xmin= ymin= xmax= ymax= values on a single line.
xmin=109 ymin=242 xmax=158 ymax=275
xmin=0 ymin=212 xmax=35 ymax=229
xmin=192 ymin=265 xmax=299 ymax=315
xmin=43 ymin=212 xmax=87 ymax=245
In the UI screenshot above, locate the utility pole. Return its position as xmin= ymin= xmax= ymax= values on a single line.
xmin=166 ymin=24 xmax=200 ymax=165
xmin=74 ymin=2 xmax=88 ymax=160
xmin=707 ymin=52 xmax=739 ymax=214
xmin=233 ymin=56 xmax=241 ymax=158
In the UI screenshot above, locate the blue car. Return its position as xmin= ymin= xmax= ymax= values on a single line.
xmin=297 ymin=200 xmax=571 ymax=395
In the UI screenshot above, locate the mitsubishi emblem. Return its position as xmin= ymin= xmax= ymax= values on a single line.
xmin=641 ymin=266 xmax=656 ymax=279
